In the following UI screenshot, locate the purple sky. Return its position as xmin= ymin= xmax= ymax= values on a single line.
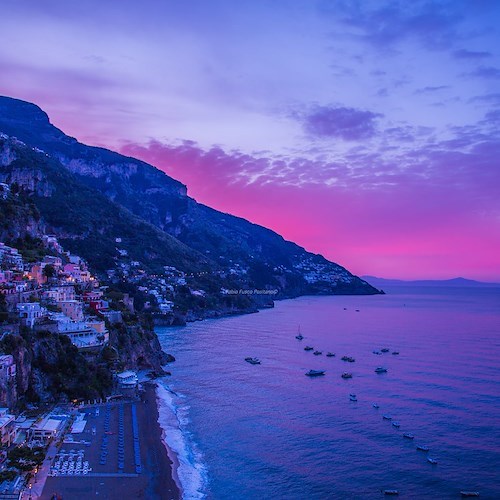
xmin=1 ymin=0 xmax=500 ymax=280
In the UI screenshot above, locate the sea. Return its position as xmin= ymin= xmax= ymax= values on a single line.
xmin=155 ymin=286 xmax=500 ymax=499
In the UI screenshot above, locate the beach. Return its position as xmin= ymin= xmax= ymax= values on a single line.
xmin=41 ymin=384 xmax=179 ymax=500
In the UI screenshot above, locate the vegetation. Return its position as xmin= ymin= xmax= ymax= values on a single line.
xmin=7 ymin=446 xmax=45 ymax=471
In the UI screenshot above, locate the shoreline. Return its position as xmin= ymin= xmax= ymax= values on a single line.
xmin=141 ymin=383 xmax=181 ymax=499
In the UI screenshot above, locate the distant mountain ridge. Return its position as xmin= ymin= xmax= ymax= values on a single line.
xmin=362 ymin=276 xmax=500 ymax=288
xmin=0 ymin=95 xmax=379 ymax=319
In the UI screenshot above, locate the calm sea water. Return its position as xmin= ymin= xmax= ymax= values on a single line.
xmin=156 ymin=286 xmax=500 ymax=499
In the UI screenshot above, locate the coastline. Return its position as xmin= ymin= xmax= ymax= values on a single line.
xmin=141 ymin=383 xmax=181 ymax=499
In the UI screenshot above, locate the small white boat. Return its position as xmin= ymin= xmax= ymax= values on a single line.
xmin=349 ymin=393 xmax=357 ymax=401
xmin=427 ymin=457 xmax=438 ymax=465
xmin=383 ymin=490 xmax=399 ymax=496
xmin=416 ymin=445 xmax=429 ymax=452
xmin=375 ymin=367 xmax=388 ymax=373
xmin=372 ymin=403 xmax=380 ymax=409
xmin=403 ymin=433 xmax=414 ymax=440
xmin=295 ymin=326 xmax=304 ymax=340
xmin=305 ymin=370 xmax=325 ymax=377
xmin=245 ymin=357 xmax=261 ymax=365
xmin=383 ymin=415 xmax=392 ymax=420
xmin=460 ymin=492 xmax=480 ymax=498
xmin=341 ymin=372 xmax=353 ymax=379
xmin=392 ymin=421 xmax=400 ymax=428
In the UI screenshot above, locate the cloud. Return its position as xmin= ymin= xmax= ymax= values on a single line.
xmin=415 ymin=85 xmax=451 ymax=94
xmin=331 ymin=1 xmax=463 ymax=51
xmin=453 ymin=48 xmax=492 ymax=59
xmin=466 ymin=66 xmax=500 ymax=79
xmin=297 ymin=105 xmax=381 ymax=141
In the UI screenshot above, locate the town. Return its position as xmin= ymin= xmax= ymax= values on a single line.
xmin=0 ymin=235 xmax=187 ymax=499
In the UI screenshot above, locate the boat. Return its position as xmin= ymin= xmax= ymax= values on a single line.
xmin=460 ymin=492 xmax=480 ymax=498
xmin=373 ymin=350 xmax=382 ymax=355
xmin=416 ymin=445 xmax=429 ymax=452
xmin=355 ymin=309 xmax=360 ymax=312
xmin=392 ymin=421 xmax=400 ymax=428
xmin=313 ymin=350 xmax=322 ymax=355
xmin=349 ymin=393 xmax=357 ymax=401
xmin=341 ymin=372 xmax=352 ymax=379
xmin=403 ymin=433 xmax=414 ymax=440
xmin=305 ymin=370 xmax=325 ymax=377
xmin=372 ymin=403 xmax=380 ymax=409
xmin=304 ymin=346 xmax=314 ymax=351
xmin=383 ymin=491 xmax=399 ymax=496
xmin=382 ymin=415 xmax=392 ymax=420
xmin=326 ymin=352 xmax=335 ymax=357
xmin=343 ymin=307 xmax=347 ymax=310
xmin=427 ymin=457 xmax=438 ymax=465
xmin=375 ymin=367 xmax=388 ymax=373
xmin=381 ymin=348 xmax=390 ymax=353
xmin=341 ymin=356 xmax=355 ymax=362
xmin=392 ymin=351 xmax=400 ymax=355
xmin=295 ymin=326 xmax=304 ymax=340
xmin=244 ymin=357 xmax=261 ymax=365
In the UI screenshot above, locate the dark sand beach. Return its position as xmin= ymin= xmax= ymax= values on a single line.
xmin=41 ymin=384 xmax=179 ymax=500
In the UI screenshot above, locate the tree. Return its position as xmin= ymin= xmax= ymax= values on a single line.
xmin=43 ymin=264 xmax=56 ymax=279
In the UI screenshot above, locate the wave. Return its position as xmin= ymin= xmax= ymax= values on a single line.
xmin=156 ymin=381 xmax=209 ymax=499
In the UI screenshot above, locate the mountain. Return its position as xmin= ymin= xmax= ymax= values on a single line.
xmin=362 ymin=276 xmax=500 ymax=288
xmin=0 ymin=96 xmax=379 ymax=318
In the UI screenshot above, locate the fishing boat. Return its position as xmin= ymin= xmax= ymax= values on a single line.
xmin=460 ymin=492 xmax=480 ymax=498
xmin=305 ymin=370 xmax=325 ymax=377
xmin=375 ymin=367 xmax=388 ymax=373
xmin=416 ymin=445 xmax=429 ymax=452
xmin=326 ymin=352 xmax=335 ymax=357
xmin=403 ymin=433 xmax=414 ymax=440
xmin=295 ymin=326 xmax=304 ymax=340
xmin=313 ymin=350 xmax=322 ymax=355
xmin=427 ymin=457 xmax=438 ymax=465
xmin=304 ymin=346 xmax=314 ymax=351
xmin=341 ymin=372 xmax=353 ymax=379
xmin=341 ymin=356 xmax=355 ymax=362
xmin=244 ymin=357 xmax=261 ymax=365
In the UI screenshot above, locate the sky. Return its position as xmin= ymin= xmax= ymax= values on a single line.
xmin=1 ymin=0 xmax=499 ymax=280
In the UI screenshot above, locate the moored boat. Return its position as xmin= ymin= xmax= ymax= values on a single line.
xmin=304 ymin=346 xmax=314 ymax=351
xmin=341 ymin=356 xmax=355 ymax=362
xmin=383 ymin=490 xmax=399 ymax=496
xmin=244 ymin=357 xmax=261 ymax=365
xmin=373 ymin=350 xmax=382 ymax=355
xmin=416 ymin=445 xmax=429 ymax=452
xmin=375 ymin=367 xmax=388 ymax=373
xmin=392 ymin=421 xmax=400 ymax=428
xmin=427 ymin=457 xmax=438 ymax=465
xmin=313 ymin=350 xmax=322 ymax=355
xmin=460 ymin=492 xmax=480 ymax=498
xmin=381 ymin=348 xmax=390 ymax=353
xmin=341 ymin=372 xmax=353 ymax=379
xmin=349 ymin=393 xmax=357 ymax=401
xmin=403 ymin=433 xmax=414 ymax=440
xmin=382 ymin=415 xmax=392 ymax=420
xmin=372 ymin=403 xmax=380 ymax=409
xmin=326 ymin=352 xmax=335 ymax=357
xmin=295 ymin=326 xmax=304 ymax=340
xmin=392 ymin=351 xmax=399 ymax=355
xmin=305 ymin=369 xmax=325 ymax=377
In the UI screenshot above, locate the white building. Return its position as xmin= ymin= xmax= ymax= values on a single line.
xmin=116 ymin=371 xmax=138 ymax=390
xmin=0 ymin=408 xmax=16 ymax=446
xmin=17 ymin=303 xmax=47 ymax=328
